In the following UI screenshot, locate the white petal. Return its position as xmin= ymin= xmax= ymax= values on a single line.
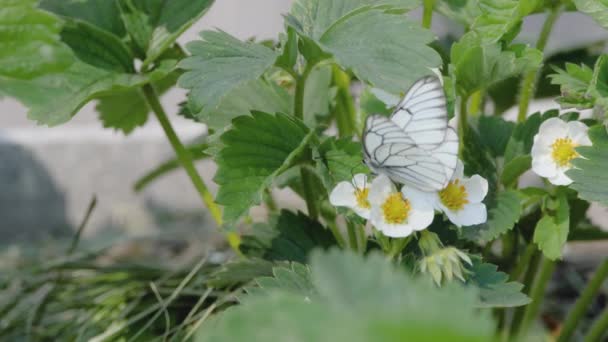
xmin=531 ymin=134 xmax=552 ymax=157
xmin=567 ymin=121 xmax=592 ymax=146
xmin=537 ymin=118 xmax=568 ymax=144
xmin=452 ymin=159 xmax=464 ymax=180
xmin=352 ymin=206 xmax=371 ymax=220
xmin=532 ymin=153 xmax=558 ymax=178
xmin=407 ymin=207 xmax=435 ymax=232
xmin=463 ymin=175 xmax=488 ymax=203
xmin=376 ymin=221 xmax=414 ymax=238
xmin=352 ymin=174 xmax=369 ymax=189
xmin=369 ymin=174 xmax=395 ymax=203
xmin=329 ymin=181 xmax=357 ymax=207
xmin=446 ymin=203 xmax=487 ymax=227
xmin=548 ymin=169 xmax=573 ymax=186
xmin=401 ymin=186 xmax=437 ymax=210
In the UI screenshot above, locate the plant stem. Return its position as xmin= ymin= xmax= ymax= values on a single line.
xmin=422 ymin=0 xmax=436 ymax=29
xmin=516 ymin=6 xmax=561 ymax=122
xmin=585 ymin=306 xmax=608 ymax=342
xmin=458 ymin=94 xmax=469 ymax=156
xmin=510 ymin=243 xmax=536 ymax=281
xmin=519 ymin=257 xmax=556 ymax=335
xmin=142 ymin=84 xmax=223 ymax=226
xmin=333 ymin=66 xmax=358 ymax=137
xmin=346 ymin=220 xmax=359 ymax=252
xmin=388 ymin=236 xmax=412 ymax=260
xmin=300 ymin=167 xmax=320 ymax=219
xmin=510 ymin=249 xmax=541 ymax=335
xmin=559 ymin=259 xmax=608 ymax=342
xmin=468 ymin=89 xmax=484 ymax=117
xmin=294 ymin=63 xmax=315 ymax=120
xmin=327 ymin=220 xmax=347 ymax=248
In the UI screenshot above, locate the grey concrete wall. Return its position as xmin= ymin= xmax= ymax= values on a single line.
xmin=1 ymin=3 xmax=608 ymax=248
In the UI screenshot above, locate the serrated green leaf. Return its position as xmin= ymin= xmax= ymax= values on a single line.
xmin=549 ymin=62 xmax=595 ymax=109
xmin=568 ymin=125 xmax=608 ymax=205
xmin=574 ymin=0 xmax=608 ymax=30
xmin=462 ymin=123 xmax=497 ymax=187
xmin=533 ymin=194 xmax=570 ymax=260
xmin=0 ymin=0 xmax=74 ymax=79
xmin=436 ymin=0 xmax=481 ymax=27
xmin=315 ymin=137 xmax=369 ymax=192
xmin=197 ymin=79 xmax=294 ymax=134
xmin=472 ymin=0 xmax=541 ymax=43
xmin=477 ymin=116 xmax=515 ymax=157
xmin=504 ymin=110 xmax=558 ymax=163
xmin=304 ymin=65 xmax=333 ymax=127
xmin=214 ymin=112 xmax=313 ymax=222
xmin=287 ymin=1 xmax=441 ymax=94
xmin=197 ymin=249 xmax=494 ymax=342
xmin=451 ymin=31 xmax=542 ymax=95
xmin=240 ymin=210 xmax=337 ymax=263
xmin=117 ymin=0 xmax=214 ymax=66
xmin=59 ymin=19 xmax=134 ymax=73
xmin=463 ymin=190 xmax=522 ymax=241
xmin=467 ymin=257 xmax=530 ymax=308
xmin=501 ymin=155 xmax=532 ymax=187
xmin=245 ymin=263 xmax=315 ymax=299
xmin=39 ymin=0 xmax=126 ymax=37
xmin=178 ymin=31 xmax=279 ymax=117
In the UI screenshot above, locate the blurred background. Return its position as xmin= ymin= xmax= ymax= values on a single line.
xmin=1 ymin=0 xmax=607 ymax=262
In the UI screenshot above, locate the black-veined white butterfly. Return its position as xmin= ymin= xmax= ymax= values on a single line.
xmin=363 ymin=76 xmax=458 ymax=192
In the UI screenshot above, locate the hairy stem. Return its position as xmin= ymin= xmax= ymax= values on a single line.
xmin=519 ymin=257 xmax=555 ymax=335
xmin=517 ymin=6 xmax=561 ymax=122
xmin=510 ymin=249 xmax=541 ymax=335
xmin=142 ymin=85 xmax=223 ymax=226
xmin=333 ymin=66 xmax=358 ymax=137
xmin=346 ymin=220 xmax=359 ymax=251
xmin=422 ymin=0 xmax=436 ymax=29
xmin=585 ymin=306 xmax=608 ymax=342
xmin=458 ymin=94 xmax=469 ymax=156
xmin=327 ymin=220 xmax=347 ymax=248
xmin=559 ymin=259 xmax=608 ymax=342
xmin=294 ymin=63 xmax=315 ymax=120
xmin=468 ymin=89 xmax=484 ymax=117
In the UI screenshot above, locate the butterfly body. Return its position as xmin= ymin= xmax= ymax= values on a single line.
xmin=363 ymin=76 xmax=458 ymax=192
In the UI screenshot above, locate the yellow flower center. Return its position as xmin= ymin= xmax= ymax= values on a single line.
xmin=355 ymin=187 xmax=371 ymax=209
xmin=439 ymin=179 xmax=469 ymax=211
xmin=551 ymin=137 xmax=578 ymax=167
xmin=381 ymin=193 xmax=411 ymax=224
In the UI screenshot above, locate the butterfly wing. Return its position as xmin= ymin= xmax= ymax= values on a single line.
xmin=363 ymin=115 xmax=451 ymax=191
xmin=391 ymin=76 xmax=448 ymax=150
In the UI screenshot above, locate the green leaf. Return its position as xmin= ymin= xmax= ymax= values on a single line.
xmin=472 ymin=0 xmax=541 ymax=44
xmin=0 ymin=0 xmax=74 ymax=79
xmin=463 ymin=190 xmax=522 ymax=241
xmin=178 ymin=31 xmax=279 ymax=117
xmin=451 ymin=31 xmax=542 ymax=95
xmin=461 ymin=123 xmax=497 ymax=186
xmin=204 ymin=79 xmax=294 ymax=136
xmin=467 ymin=257 xmax=531 ymax=308
xmin=214 ymin=112 xmax=313 ymax=222
xmin=436 ymin=0 xmax=481 ymax=27
xmin=533 ymin=194 xmax=570 ymax=260
xmin=95 ymin=65 xmax=180 ymax=134
xmin=276 ymin=27 xmax=298 ymax=71
xmin=287 ymin=1 xmax=441 ymax=94
xmin=549 ymin=62 xmax=595 ymax=109
xmin=240 ymin=210 xmax=337 ymax=263
xmin=118 ymin=0 xmax=214 ymax=66
xmin=196 ymin=249 xmax=494 ymax=342
xmin=568 ymin=125 xmax=608 ymax=206
xmin=315 ymin=137 xmax=368 ymax=192
xmin=477 ymin=116 xmax=515 ymax=157
xmin=39 ymin=0 xmax=126 ymax=37
xmin=501 ymin=155 xmax=532 ymax=187
xmin=1 ymin=1 xmax=174 ymax=126
xmin=573 ymin=0 xmax=608 ymax=30
xmin=245 ymin=263 xmax=314 ymax=299
xmin=504 ymin=110 xmax=558 ymax=163
xmin=207 ymin=258 xmax=274 ymax=288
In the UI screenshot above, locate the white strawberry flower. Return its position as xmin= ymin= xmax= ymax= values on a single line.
xmin=329 ymin=174 xmax=372 ymax=219
xmin=368 ymin=175 xmax=435 ymax=238
xmin=531 ymin=117 xmax=591 ymax=186
xmin=403 ymin=160 xmax=488 ymax=227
